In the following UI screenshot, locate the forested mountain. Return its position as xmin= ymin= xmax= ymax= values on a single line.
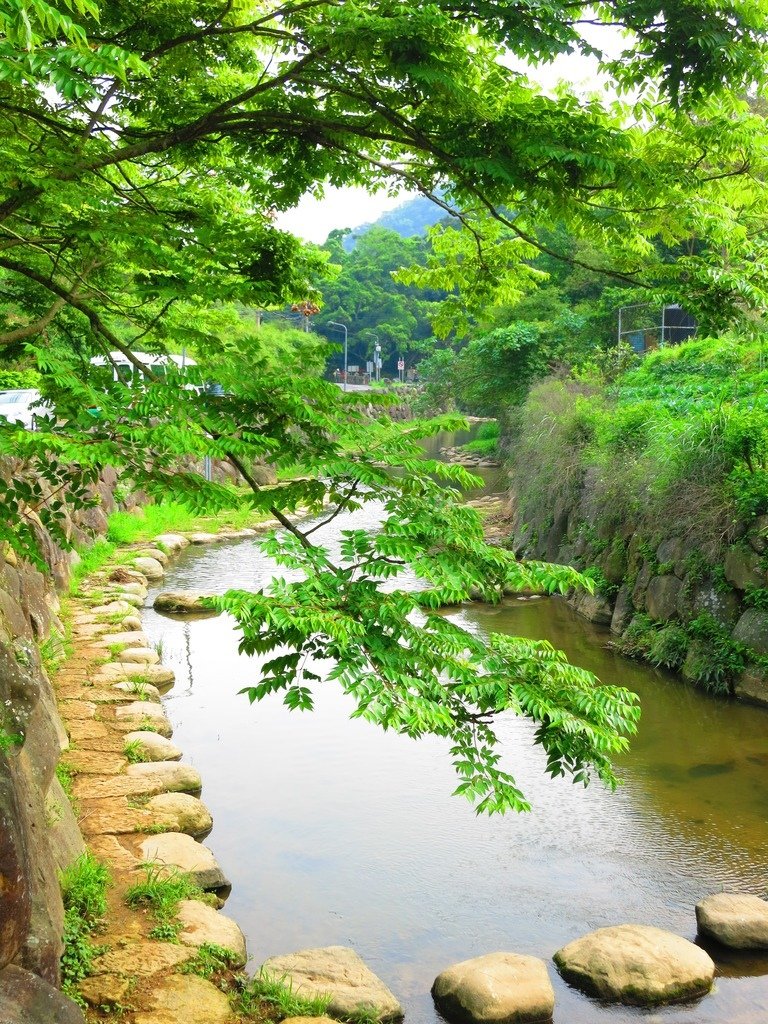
xmin=342 ymin=196 xmax=446 ymax=250
xmin=314 ymin=226 xmax=448 ymax=370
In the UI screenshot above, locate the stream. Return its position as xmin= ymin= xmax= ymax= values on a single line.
xmin=142 ymin=431 xmax=768 ymax=1024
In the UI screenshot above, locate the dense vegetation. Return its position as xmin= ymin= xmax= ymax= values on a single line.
xmin=512 ymin=335 xmax=768 ymax=695
xmin=514 ymin=336 xmax=768 ymax=548
xmin=1 ymin=0 xmax=767 ymax=811
xmin=314 ymin=227 xmax=446 ymax=370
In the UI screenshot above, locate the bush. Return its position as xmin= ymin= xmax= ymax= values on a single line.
xmin=647 ymin=623 xmax=689 ymax=671
xmin=0 ymin=368 xmax=41 ymax=389
xmin=60 ymin=853 xmax=110 ymax=997
xmin=685 ymin=614 xmax=746 ymax=696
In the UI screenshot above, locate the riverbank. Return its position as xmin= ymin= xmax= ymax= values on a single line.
xmin=508 ymin=337 xmax=768 ymax=708
xmin=54 ymin=530 xmax=256 ymax=1021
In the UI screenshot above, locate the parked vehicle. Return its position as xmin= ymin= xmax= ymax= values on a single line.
xmin=89 ymin=352 xmax=196 ymax=382
xmin=0 ymin=389 xmax=50 ymax=430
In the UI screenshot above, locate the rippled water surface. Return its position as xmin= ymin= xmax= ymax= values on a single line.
xmin=141 ymin=438 xmax=768 ymax=1024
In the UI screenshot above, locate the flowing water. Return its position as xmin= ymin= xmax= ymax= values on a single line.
xmin=141 ymin=431 xmax=768 ymax=1024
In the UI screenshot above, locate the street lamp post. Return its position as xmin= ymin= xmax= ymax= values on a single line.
xmin=365 ymin=332 xmax=381 ymax=383
xmin=328 ymin=321 xmax=348 ymax=392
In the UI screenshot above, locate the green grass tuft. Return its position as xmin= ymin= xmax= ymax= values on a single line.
xmin=60 ymin=853 xmax=110 ymax=998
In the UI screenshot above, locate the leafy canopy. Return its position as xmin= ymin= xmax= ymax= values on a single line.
xmin=0 ymin=0 xmax=766 ymax=809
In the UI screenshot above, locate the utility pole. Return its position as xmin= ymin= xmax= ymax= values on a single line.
xmin=328 ymin=321 xmax=348 ymax=391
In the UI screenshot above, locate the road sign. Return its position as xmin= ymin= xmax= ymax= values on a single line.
xmin=397 ymin=359 xmax=405 ymax=370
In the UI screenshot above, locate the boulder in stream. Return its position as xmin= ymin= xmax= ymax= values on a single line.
xmin=553 ymin=925 xmax=714 ymax=1005
xmin=261 ymin=946 xmax=403 ymax=1021
xmin=696 ymin=893 xmax=768 ymax=948
xmin=131 ymin=555 xmax=165 ymax=580
xmin=139 ymin=832 xmax=230 ymax=896
xmin=153 ymin=591 xmax=221 ymax=616
xmin=432 ymin=952 xmax=555 ymax=1024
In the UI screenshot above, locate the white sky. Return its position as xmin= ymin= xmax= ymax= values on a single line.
xmin=275 ymin=25 xmax=627 ymax=243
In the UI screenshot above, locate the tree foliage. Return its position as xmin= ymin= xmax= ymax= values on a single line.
xmin=0 ymin=0 xmax=766 ymax=809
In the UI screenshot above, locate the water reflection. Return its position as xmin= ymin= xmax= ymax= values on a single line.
xmin=139 ymin=452 xmax=768 ymax=1024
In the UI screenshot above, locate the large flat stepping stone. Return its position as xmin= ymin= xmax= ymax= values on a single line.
xmin=186 ymin=532 xmax=219 ymax=544
xmin=154 ymin=591 xmax=221 ymax=616
xmin=262 ymin=946 xmax=403 ymax=1021
xmin=92 ymin=940 xmax=193 ymax=978
xmin=88 ymin=833 xmax=139 ymax=871
xmin=64 ymin=750 xmax=125 ymax=775
xmin=58 ymin=699 xmax=97 ymax=720
xmin=145 ymin=793 xmax=213 ymax=839
xmin=79 ymin=800 xmax=155 ymax=837
xmin=553 ymin=925 xmax=714 ymax=1006
xmin=177 ymin=900 xmax=247 ymax=965
xmin=78 ymin=973 xmax=132 ymax=1009
xmin=139 ymin=832 xmax=231 ymax=896
xmin=74 ymin=763 xmax=200 ymax=801
xmin=696 ymin=893 xmax=768 ymax=948
xmin=0 ymin=964 xmax=85 ymax=1024
xmin=94 ymin=631 xmax=150 ymax=649
xmin=66 ymin=719 xmax=110 ymax=743
xmin=114 ymin=701 xmax=173 ymax=736
xmin=124 ymin=731 xmax=182 ymax=762
xmin=432 ymin=952 xmax=555 ymax=1024
xmin=133 ymin=974 xmax=232 ymax=1024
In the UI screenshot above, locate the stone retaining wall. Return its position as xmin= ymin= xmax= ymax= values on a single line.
xmin=511 ymin=474 xmax=768 ymax=707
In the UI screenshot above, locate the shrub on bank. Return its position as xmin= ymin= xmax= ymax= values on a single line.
xmin=510 ymin=334 xmax=768 ymax=700
xmin=514 ymin=335 xmax=768 ymax=552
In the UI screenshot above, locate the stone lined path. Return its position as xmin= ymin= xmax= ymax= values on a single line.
xmin=55 ymin=534 xmax=251 ymax=1023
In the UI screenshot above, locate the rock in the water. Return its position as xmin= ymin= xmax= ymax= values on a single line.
xmin=734 ymin=665 xmax=768 ymax=706
xmin=91 ymin=599 xmax=135 ymax=617
xmin=139 ymin=832 xmax=230 ymax=896
xmin=144 ymin=793 xmax=213 ymax=839
xmin=262 ymin=946 xmax=403 ymax=1021
xmin=123 ymin=731 xmax=182 ymax=762
xmin=432 ymin=952 xmax=554 ymax=1024
xmin=126 ymin=761 xmax=201 ymax=794
xmin=177 ymin=900 xmax=247 ymax=965
xmin=187 ymin=532 xmax=218 ymax=544
xmin=132 ymin=555 xmax=165 ymax=579
xmin=153 ymin=590 xmax=220 ymax=616
xmin=0 ymin=964 xmax=85 ymax=1023
xmin=114 ymin=701 xmax=173 ymax=737
xmin=133 ymin=974 xmax=231 ymax=1024
xmin=96 ymin=663 xmax=175 ymax=693
xmin=117 ymin=646 xmax=160 ymax=664
xmin=553 ymin=925 xmax=714 ymax=1006
xmin=135 ymin=546 xmax=170 ymax=566
xmin=112 ymin=680 xmax=161 ymax=700
xmin=696 ymin=893 xmax=768 ymax=949
xmin=733 ymin=609 xmax=768 ymax=656
xmin=154 ymin=533 xmax=190 ymax=553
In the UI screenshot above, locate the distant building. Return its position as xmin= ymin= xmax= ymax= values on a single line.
xmin=618 ymin=303 xmax=697 ymax=354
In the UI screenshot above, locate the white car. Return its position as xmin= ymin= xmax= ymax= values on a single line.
xmin=0 ymin=389 xmax=49 ymax=430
